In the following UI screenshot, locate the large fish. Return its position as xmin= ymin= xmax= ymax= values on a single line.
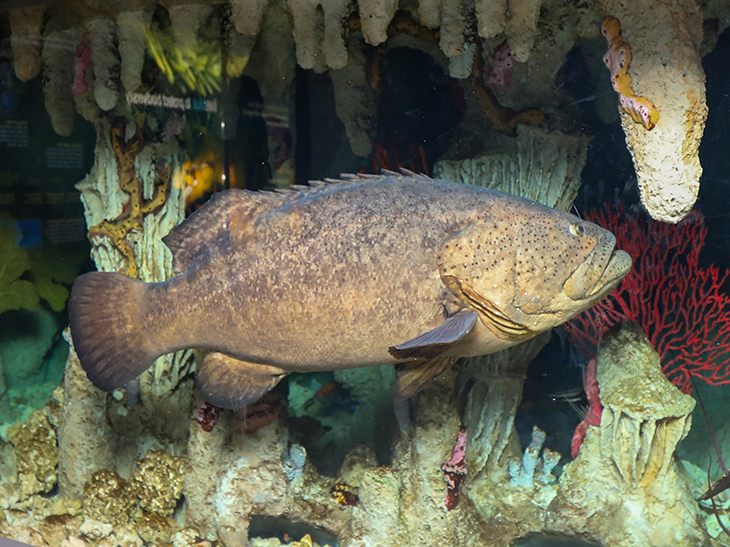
xmin=69 ymin=173 xmax=631 ymax=408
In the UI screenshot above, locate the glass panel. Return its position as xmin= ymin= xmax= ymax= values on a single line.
xmin=0 ymin=1 xmax=727 ymax=545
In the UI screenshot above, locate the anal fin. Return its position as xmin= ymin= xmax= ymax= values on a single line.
xmin=394 ymin=355 xmax=459 ymax=401
xmin=196 ymin=352 xmax=289 ymax=409
xmin=388 ymin=309 xmax=477 ymax=360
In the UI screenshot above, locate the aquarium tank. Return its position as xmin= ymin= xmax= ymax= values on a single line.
xmin=1 ymin=0 xmax=730 ymax=545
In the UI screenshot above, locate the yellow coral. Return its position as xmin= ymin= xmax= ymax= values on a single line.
xmin=136 ymin=511 xmax=177 ymax=544
xmin=602 ymin=16 xmax=660 ymax=130
xmin=0 ymin=217 xmax=38 ymax=315
xmin=144 ymin=25 xmax=223 ymax=96
xmin=83 ymin=470 xmax=138 ymax=525
xmin=7 ymin=409 xmax=58 ymax=499
xmin=292 ymin=535 xmax=313 ymax=547
xmin=130 ymin=450 xmax=185 ymax=517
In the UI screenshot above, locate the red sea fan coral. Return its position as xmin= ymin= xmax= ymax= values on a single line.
xmin=565 ymin=204 xmax=730 ymax=394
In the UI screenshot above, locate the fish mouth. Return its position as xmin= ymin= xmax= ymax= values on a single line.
xmin=564 ymin=232 xmax=632 ymax=302
xmin=586 ymin=249 xmax=632 ymax=298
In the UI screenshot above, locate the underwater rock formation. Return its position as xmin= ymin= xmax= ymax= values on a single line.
xmin=7 ymin=408 xmax=58 ymax=500
xmin=57 ymin=330 xmax=114 ymax=499
xmin=7 ymin=6 xmax=43 ymax=82
xmin=87 ymin=18 xmax=121 ymax=112
xmin=184 ymin=367 xmax=493 ymax=547
xmin=41 ymin=23 xmax=80 ymax=137
xmin=117 ymin=7 xmax=153 ymax=93
xmin=555 ymin=321 xmax=707 ymax=546
xmin=330 ymin=34 xmax=378 ymax=156
xmin=458 ymin=333 xmax=550 ymax=483
xmin=4 ymin=0 xmax=713 ymax=220
xmin=600 ymin=1 xmax=707 ymax=223
xmin=289 ymin=0 xmax=350 ymax=71
xmin=435 ymin=125 xmax=589 ymax=212
xmin=230 ymin=0 xmax=268 ymax=35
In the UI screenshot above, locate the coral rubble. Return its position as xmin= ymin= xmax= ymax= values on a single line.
xmin=7 ymin=408 xmax=58 ymax=500
xmin=555 ymin=321 xmax=706 ymax=546
xmin=83 ymin=470 xmax=137 ymax=526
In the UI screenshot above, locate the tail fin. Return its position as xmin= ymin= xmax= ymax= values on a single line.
xmin=68 ymin=272 xmax=160 ymax=391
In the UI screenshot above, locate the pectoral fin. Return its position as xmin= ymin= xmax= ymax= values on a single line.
xmin=196 ymin=352 xmax=289 ymax=409
xmin=394 ymin=355 xmax=459 ymax=401
xmin=388 ymin=309 xmax=478 ymax=360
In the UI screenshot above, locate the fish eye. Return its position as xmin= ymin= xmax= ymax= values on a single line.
xmin=569 ymin=223 xmax=586 ymax=237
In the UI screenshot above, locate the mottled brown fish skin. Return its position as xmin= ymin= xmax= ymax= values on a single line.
xmin=69 ymin=174 xmax=631 ymax=406
xmin=144 ymin=177 xmax=493 ymax=367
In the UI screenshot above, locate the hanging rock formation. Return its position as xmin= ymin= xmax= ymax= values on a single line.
xmin=600 ymin=0 xmax=707 ymax=223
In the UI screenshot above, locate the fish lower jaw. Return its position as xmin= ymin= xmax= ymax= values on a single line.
xmin=587 ymin=249 xmax=632 ymax=298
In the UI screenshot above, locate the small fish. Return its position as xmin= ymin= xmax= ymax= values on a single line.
xmin=69 ymin=173 xmax=631 ymax=408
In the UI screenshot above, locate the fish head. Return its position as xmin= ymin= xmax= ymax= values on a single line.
xmin=437 ymin=199 xmax=632 ymax=341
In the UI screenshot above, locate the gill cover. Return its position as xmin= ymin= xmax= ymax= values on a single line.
xmin=436 ymin=220 xmax=532 ymax=340
xmin=436 ymin=200 xmax=630 ymax=330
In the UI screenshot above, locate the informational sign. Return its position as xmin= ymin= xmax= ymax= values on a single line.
xmin=45 ymin=143 xmax=84 ymax=170
xmin=0 ymin=121 xmax=28 ymax=148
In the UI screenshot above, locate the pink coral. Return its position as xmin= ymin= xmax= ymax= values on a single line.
xmin=487 ymin=41 xmax=520 ymax=90
xmin=441 ymin=425 xmax=467 ymax=510
xmin=570 ymin=358 xmax=602 ymax=458
xmin=72 ymin=34 xmax=92 ymax=96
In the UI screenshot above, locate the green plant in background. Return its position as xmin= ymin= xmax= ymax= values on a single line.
xmin=143 ymin=24 xmax=249 ymax=96
xmin=145 ymin=26 xmax=222 ymax=96
xmin=0 ymin=216 xmax=86 ymax=315
xmin=0 ymin=219 xmax=38 ymax=315
xmin=27 ymin=245 xmax=85 ymax=312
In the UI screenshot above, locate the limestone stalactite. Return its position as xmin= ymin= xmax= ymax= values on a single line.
xmin=600 ymin=0 xmax=707 ymax=223
xmin=8 ymin=6 xmax=44 ymax=82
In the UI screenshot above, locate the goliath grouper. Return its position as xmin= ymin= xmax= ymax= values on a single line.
xmin=69 ymin=173 xmax=632 ymax=408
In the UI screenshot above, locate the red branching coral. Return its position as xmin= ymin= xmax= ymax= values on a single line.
xmin=565 ymin=204 xmax=730 ymax=394
xmin=570 ymin=358 xmax=601 ymax=458
xmin=441 ymin=425 xmax=467 ymax=510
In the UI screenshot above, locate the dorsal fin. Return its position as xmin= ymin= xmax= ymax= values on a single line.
xmin=163 ymin=174 xmax=420 ymax=273
xmin=163 ymin=190 xmax=270 ymax=273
